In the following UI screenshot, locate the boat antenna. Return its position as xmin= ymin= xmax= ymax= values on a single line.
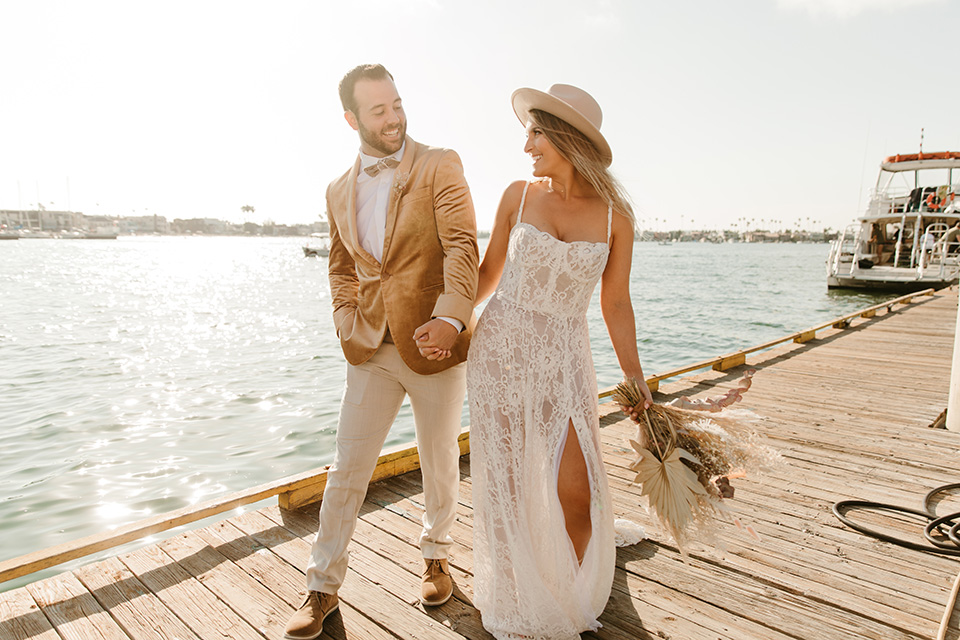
xmin=919 ymin=128 xmax=924 ymax=154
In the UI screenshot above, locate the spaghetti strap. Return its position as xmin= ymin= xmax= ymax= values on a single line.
xmin=606 ymin=202 xmax=613 ymax=245
xmin=517 ymin=182 xmax=530 ymax=224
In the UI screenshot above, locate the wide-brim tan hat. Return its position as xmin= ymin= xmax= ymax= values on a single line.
xmin=511 ymin=83 xmax=612 ymax=166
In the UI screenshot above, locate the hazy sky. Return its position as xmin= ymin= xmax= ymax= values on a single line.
xmin=1 ymin=0 xmax=957 ymax=231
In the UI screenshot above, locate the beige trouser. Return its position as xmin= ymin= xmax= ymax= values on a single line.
xmin=306 ymin=342 xmax=466 ymax=594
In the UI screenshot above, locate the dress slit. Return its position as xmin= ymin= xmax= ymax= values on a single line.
xmin=555 ymin=417 xmax=594 ymax=566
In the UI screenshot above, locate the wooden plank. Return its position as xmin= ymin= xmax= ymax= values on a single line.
xmin=222 ymin=510 xmax=399 ymax=640
xmin=273 ymin=485 xmax=801 ymax=640
xmin=231 ymin=507 xmax=465 ymax=640
xmin=0 ymin=587 xmax=59 ymax=640
xmin=119 ymin=544 xmax=264 ymax=640
xmin=616 ymin=541 xmax=922 ymax=640
xmin=156 ymin=530 xmax=295 ymax=638
xmin=24 ymin=572 xmax=130 ymax=640
xmin=73 ymin=556 xmax=200 ymax=639
xmin=352 ymin=473 xmax=821 ymax=640
xmin=603 ymin=470 xmax=952 ymax=629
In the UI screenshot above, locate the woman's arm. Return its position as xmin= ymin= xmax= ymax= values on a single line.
xmin=600 ymin=213 xmax=653 ymax=409
xmin=475 ymin=181 xmax=526 ymax=306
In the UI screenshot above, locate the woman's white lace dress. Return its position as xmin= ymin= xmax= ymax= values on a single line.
xmin=467 ymin=183 xmax=616 ymax=639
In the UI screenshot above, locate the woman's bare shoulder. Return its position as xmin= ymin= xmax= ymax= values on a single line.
xmin=495 ymin=180 xmax=529 ymax=221
xmin=611 ymin=209 xmax=636 ymax=241
xmin=501 ymin=179 xmax=529 ymax=203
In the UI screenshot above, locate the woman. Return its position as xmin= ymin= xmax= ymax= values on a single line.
xmin=466 ymin=84 xmax=653 ymax=639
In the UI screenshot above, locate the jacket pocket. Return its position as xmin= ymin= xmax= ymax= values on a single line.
xmin=400 ymin=187 xmax=430 ymax=206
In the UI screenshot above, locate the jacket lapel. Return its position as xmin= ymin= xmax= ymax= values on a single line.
xmin=381 ymin=136 xmax=416 ymax=264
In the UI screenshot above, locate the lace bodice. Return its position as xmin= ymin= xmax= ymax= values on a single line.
xmin=494 ymin=185 xmax=612 ymax=318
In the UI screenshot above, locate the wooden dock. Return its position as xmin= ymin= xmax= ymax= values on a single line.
xmin=2 ymin=289 xmax=960 ymax=639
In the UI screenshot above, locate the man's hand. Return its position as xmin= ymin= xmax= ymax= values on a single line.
xmin=413 ymin=319 xmax=458 ymax=361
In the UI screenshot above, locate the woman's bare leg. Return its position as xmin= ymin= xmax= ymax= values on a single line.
xmin=557 ymin=420 xmax=592 ymax=564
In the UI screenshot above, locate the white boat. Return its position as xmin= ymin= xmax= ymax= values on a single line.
xmin=303 ymin=233 xmax=330 ymax=257
xmin=302 ymin=245 xmax=329 ymax=257
xmin=826 ymin=151 xmax=960 ymax=291
xmin=82 ymin=228 xmax=118 ymax=239
xmin=59 ymin=230 xmax=118 ymax=239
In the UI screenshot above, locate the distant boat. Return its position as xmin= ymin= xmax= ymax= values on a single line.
xmin=18 ymin=229 xmax=56 ymax=238
xmin=82 ymin=229 xmax=118 ymax=239
xmin=59 ymin=229 xmax=118 ymax=239
xmin=303 ymin=245 xmax=329 ymax=257
xmin=826 ymin=151 xmax=960 ymax=291
xmin=0 ymin=229 xmax=18 ymax=240
xmin=303 ymin=233 xmax=330 ymax=257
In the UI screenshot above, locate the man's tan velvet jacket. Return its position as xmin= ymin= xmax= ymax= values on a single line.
xmin=325 ymin=136 xmax=479 ymax=375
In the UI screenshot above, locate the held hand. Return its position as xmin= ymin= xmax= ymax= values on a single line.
xmin=413 ymin=319 xmax=458 ymax=361
xmin=619 ymin=403 xmax=647 ymax=422
xmin=638 ymin=381 xmax=654 ymax=410
xmin=618 ymin=376 xmax=653 ymax=421
xmin=419 ymin=347 xmax=452 ymax=361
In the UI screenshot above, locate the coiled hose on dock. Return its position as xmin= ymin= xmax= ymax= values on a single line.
xmin=833 ymin=483 xmax=960 ymax=640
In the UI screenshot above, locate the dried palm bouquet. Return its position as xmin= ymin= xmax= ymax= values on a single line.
xmin=613 ymin=369 xmax=781 ymax=551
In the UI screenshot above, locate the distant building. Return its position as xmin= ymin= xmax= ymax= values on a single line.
xmin=0 ymin=208 xmax=326 ymax=237
xmin=0 ymin=209 xmax=84 ymax=231
xmin=121 ymin=215 xmax=171 ymax=234
xmin=172 ymin=217 xmax=231 ymax=234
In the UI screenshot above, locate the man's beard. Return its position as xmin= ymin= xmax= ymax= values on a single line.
xmin=358 ymin=119 xmax=406 ymax=156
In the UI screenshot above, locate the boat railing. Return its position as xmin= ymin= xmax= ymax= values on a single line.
xmin=918 ymin=223 xmax=952 ymax=277
xmin=829 ymin=224 xmax=859 ymax=276
xmin=0 ymin=289 xmax=938 ymax=587
xmin=867 ymin=192 xmax=908 ymax=217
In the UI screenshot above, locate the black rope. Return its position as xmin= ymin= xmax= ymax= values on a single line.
xmin=832 ymin=483 xmax=960 ymax=557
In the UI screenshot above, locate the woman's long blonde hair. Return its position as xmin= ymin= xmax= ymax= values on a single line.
xmin=530 ymin=108 xmax=636 ymax=228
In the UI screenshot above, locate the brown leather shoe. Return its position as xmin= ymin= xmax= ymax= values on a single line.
xmin=420 ymin=558 xmax=453 ymax=606
xmin=284 ymin=591 xmax=339 ymax=640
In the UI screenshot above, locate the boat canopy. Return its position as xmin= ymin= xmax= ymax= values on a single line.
xmin=882 ymin=151 xmax=960 ymax=172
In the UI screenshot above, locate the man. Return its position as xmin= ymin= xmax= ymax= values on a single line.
xmin=284 ymin=64 xmax=479 ymax=640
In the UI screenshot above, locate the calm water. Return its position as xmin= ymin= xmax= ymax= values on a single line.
xmin=0 ymin=236 xmax=891 ymax=588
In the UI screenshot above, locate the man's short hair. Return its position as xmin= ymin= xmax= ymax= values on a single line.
xmin=339 ymin=64 xmax=394 ymax=114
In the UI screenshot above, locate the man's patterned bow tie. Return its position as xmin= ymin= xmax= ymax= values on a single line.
xmin=363 ymin=156 xmax=400 ymax=177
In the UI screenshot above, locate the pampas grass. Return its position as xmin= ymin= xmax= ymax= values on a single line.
xmin=613 ymin=371 xmax=781 ymax=550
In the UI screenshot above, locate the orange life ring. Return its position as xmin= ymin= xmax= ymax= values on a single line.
xmin=926 ymin=193 xmax=942 ymax=210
